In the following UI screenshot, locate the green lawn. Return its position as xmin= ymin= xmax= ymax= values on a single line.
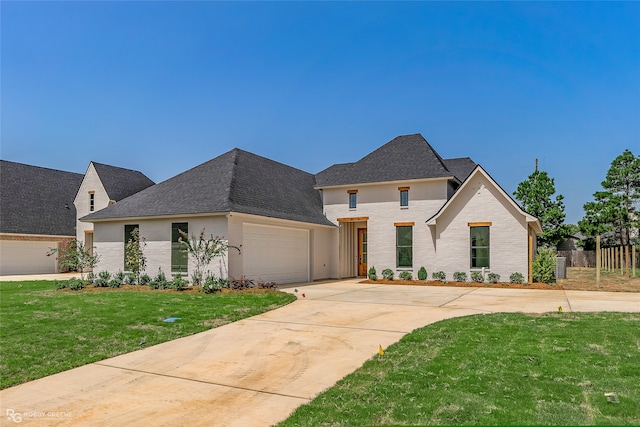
xmin=0 ymin=280 xmax=295 ymax=389
xmin=279 ymin=312 xmax=640 ymax=426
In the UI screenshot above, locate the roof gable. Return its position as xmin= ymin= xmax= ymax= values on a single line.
xmin=0 ymin=160 xmax=83 ymax=236
xmin=426 ymin=165 xmax=542 ymax=233
xmin=82 ymin=149 xmax=334 ymax=226
xmin=315 ymin=134 xmax=465 ymax=187
xmin=91 ymin=162 xmax=154 ymax=201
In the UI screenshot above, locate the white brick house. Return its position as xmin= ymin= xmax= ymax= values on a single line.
xmin=81 ymin=134 xmax=541 ymax=284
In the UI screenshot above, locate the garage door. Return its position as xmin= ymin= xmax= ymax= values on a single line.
xmin=242 ymin=224 xmax=309 ymax=284
xmin=0 ymin=240 xmax=58 ymax=275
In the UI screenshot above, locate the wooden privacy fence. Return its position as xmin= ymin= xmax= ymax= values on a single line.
xmin=594 ymin=238 xmax=638 ymax=288
xmin=557 ymin=250 xmax=596 ymax=267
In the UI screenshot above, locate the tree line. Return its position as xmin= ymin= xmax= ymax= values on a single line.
xmin=514 ymin=149 xmax=640 ymax=250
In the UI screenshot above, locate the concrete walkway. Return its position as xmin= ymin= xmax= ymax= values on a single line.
xmin=1 ymin=280 xmax=639 ymax=426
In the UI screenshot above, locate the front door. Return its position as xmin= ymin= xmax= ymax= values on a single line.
xmin=358 ymin=228 xmax=368 ymax=276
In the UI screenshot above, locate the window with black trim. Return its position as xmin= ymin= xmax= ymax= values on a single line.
xmin=396 ymin=226 xmax=413 ymax=268
xmin=400 ymin=189 xmax=409 ymax=207
xmin=348 ymin=191 xmax=357 ymax=209
xmin=470 ymin=226 xmax=490 ymax=268
xmin=172 ymin=222 xmax=188 ymax=273
xmin=89 ymin=193 xmax=95 ymax=212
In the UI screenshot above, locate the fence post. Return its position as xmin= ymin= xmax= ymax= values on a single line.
xmin=596 ymin=235 xmax=601 ymax=289
xmin=633 ymin=245 xmax=637 ymax=278
xmin=625 ymin=245 xmax=630 ymax=278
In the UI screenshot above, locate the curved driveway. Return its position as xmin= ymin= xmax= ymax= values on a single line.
xmin=2 ymin=280 xmax=639 ymax=426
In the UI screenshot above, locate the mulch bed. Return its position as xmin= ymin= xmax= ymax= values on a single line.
xmin=360 ymin=279 xmax=562 ymax=290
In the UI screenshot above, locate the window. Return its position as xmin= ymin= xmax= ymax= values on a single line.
xmin=172 ymin=222 xmax=188 ymax=273
xmin=396 ymin=225 xmax=413 ymax=268
xmin=470 ymin=226 xmax=490 ymax=268
xmin=124 ymin=224 xmax=138 ymax=270
xmin=399 ymin=188 xmax=409 ymax=207
xmin=89 ymin=192 xmax=95 ymax=212
xmin=348 ymin=190 xmax=358 ymax=209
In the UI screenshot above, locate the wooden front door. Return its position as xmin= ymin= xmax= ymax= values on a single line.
xmin=358 ymin=228 xmax=368 ymax=276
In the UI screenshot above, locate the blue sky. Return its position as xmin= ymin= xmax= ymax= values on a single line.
xmin=2 ymin=1 xmax=638 ymax=224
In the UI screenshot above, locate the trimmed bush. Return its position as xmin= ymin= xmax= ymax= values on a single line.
xmin=150 ymin=269 xmax=169 ymax=290
xmin=471 ymin=271 xmax=484 ymax=283
xmin=398 ymin=271 xmax=413 ymax=281
xmin=510 ymin=272 xmax=525 ymax=284
xmin=381 ymin=269 xmax=394 ymax=280
xmin=139 ymin=273 xmax=152 ymax=286
xmin=432 ymin=271 xmax=446 ymax=281
xmin=108 ymin=279 xmax=121 ymax=288
xmin=368 ymin=266 xmax=377 ymax=281
xmin=453 ymin=272 xmax=467 ymax=282
xmin=487 ymin=273 xmax=500 ymax=284
xmin=533 ymin=247 xmax=556 ymax=284
xmin=417 ymin=267 xmax=428 ymax=281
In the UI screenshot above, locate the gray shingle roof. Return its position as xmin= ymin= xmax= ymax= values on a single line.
xmin=82 ymin=149 xmax=335 ymax=227
xmin=91 ymin=162 xmax=155 ymax=201
xmin=314 ymin=133 xmax=471 ymax=187
xmin=0 ymin=160 xmax=83 ymax=236
xmin=443 ymin=157 xmax=476 ymax=182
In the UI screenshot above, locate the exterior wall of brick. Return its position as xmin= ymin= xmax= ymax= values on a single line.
xmin=74 ymin=163 xmax=110 ymax=244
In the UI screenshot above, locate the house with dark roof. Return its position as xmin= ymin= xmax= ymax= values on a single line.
xmin=74 ymin=161 xmax=155 ymax=253
xmin=0 ymin=160 xmax=83 ymax=274
xmin=81 ymin=133 xmax=541 ymax=283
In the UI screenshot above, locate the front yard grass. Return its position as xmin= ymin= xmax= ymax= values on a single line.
xmin=0 ymin=280 xmax=295 ymax=389
xmin=279 ymin=312 xmax=640 ymax=426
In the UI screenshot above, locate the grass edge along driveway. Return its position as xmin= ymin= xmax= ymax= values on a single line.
xmin=278 ymin=312 xmax=640 ymax=427
xmin=0 ymin=280 xmax=296 ymax=389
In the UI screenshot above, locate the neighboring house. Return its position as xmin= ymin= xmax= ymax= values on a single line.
xmin=74 ymin=161 xmax=155 ymax=252
xmin=82 ymin=133 xmax=542 ymax=284
xmin=0 ymin=160 xmax=83 ymax=274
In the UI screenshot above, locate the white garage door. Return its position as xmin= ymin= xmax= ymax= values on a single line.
xmin=0 ymin=240 xmax=58 ymax=275
xmin=242 ymin=224 xmax=309 ymax=284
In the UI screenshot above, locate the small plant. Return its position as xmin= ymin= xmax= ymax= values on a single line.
xmin=417 ymin=267 xmax=428 ymax=281
xmin=139 ymin=273 xmax=152 ymax=286
xmin=171 ymin=274 xmax=189 ymax=291
xmin=67 ymin=277 xmax=85 ymax=291
xmin=202 ymin=274 xmax=227 ymax=293
xmin=432 ymin=271 xmax=446 ymax=281
xmin=398 ymin=271 xmax=413 ymax=281
xmin=179 ymin=228 xmax=240 ymax=287
xmin=453 ymin=272 xmax=467 ymax=282
xmin=510 ymin=272 xmax=525 ymax=284
xmin=108 ymin=278 xmax=121 ymax=288
xmin=487 ymin=273 xmax=501 ymax=284
xmin=124 ymin=272 xmax=137 ymax=285
xmin=368 ymin=266 xmax=377 ymax=281
xmin=471 ymin=271 xmax=484 ymax=283
xmin=55 ymin=280 xmax=67 ymax=290
xmin=381 ymin=268 xmax=394 ymax=280
xmin=94 ymin=271 xmax=111 ymax=287
xmin=86 ymin=272 xmax=96 ymax=284
xmin=150 ymin=268 xmax=169 ymax=290
xmin=114 ymin=271 xmax=125 ymax=284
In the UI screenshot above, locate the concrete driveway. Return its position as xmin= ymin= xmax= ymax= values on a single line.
xmin=1 ymin=280 xmax=639 ymax=426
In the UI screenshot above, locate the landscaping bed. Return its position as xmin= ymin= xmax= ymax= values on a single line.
xmin=361 ymin=278 xmax=560 ymax=290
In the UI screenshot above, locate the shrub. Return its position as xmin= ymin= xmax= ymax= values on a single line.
xmin=86 ymin=272 xmax=96 ymax=284
xmin=471 ymin=271 xmax=484 ymax=283
xmin=55 ymin=280 xmax=67 ymax=290
xmin=381 ymin=269 xmax=394 ymax=280
xmin=432 ymin=271 xmax=446 ymax=281
xmin=171 ymin=274 xmax=189 ymax=291
xmin=114 ymin=271 xmax=125 ymax=284
xmin=108 ymin=279 xmax=121 ymax=288
xmin=533 ymin=247 xmax=556 ymax=284
xmin=510 ymin=272 xmax=525 ymax=284
xmin=228 ymin=277 xmax=278 ymax=291
xmin=139 ymin=273 xmax=152 ymax=286
xmin=67 ymin=277 xmax=85 ymax=291
xmin=487 ymin=273 xmax=500 ymax=284
xmin=150 ymin=268 xmax=169 ymax=290
xmin=368 ymin=266 xmax=377 ymax=281
xmin=124 ymin=272 xmax=137 ymax=285
xmin=398 ymin=271 xmax=413 ymax=281
xmin=417 ymin=267 xmax=428 ymax=281
xmin=202 ymin=274 xmax=228 ymax=293
xmin=94 ymin=271 xmax=111 ymax=287
xmin=453 ymin=272 xmax=467 ymax=282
